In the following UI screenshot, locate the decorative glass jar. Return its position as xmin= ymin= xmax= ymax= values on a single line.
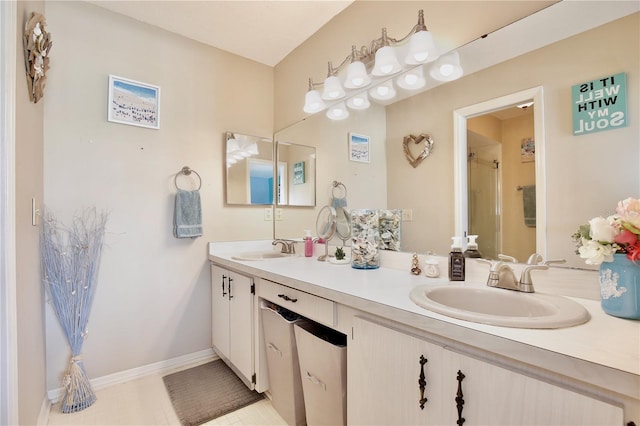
xmin=351 ymin=209 xmax=380 ymax=269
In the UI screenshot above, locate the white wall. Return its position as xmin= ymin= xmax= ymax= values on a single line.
xmin=43 ymin=2 xmax=273 ymax=390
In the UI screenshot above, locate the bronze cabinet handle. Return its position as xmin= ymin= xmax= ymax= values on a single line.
xmin=418 ymin=355 xmax=428 ymax=409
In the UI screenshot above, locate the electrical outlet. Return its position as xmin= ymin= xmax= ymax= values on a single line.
xmin=275 ymin=208 xmax=283 ymax=221
xmin=402 ymin=209 xmax=413 ymax=221
xmin=264 ymin=207 xmax=273 ymax=221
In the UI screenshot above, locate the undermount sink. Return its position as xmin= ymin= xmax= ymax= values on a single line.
xmin=231 ymin=251 xmax=289 ymax=261
xmin=409 ymin=285 xmax=590 ymax=329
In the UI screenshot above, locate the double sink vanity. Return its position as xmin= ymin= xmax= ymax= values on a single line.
xmin=209 ymin=240 xmax=639 ymax=425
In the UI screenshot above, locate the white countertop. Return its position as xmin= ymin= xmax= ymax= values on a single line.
xmin=208 ymin=240 xmax=640 ymax=399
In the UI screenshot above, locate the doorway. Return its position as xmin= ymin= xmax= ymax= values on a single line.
xmin=453 ymin=86 xmax=546 ymax=261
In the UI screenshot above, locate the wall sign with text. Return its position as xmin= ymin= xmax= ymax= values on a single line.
xmin=572 ymin=72 xmax=627 ymax=136
xmin=293 ymin=161 xmax=305 ymax=185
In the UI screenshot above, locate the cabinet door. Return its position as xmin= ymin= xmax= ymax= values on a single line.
xmin=228 ymin=271 xmax=254 ymax=384
xmin=348 ymin=317 xmax=450 ymax=426
xmin=211 ymin=264 xmax=230 ymax=359
xmin=445 ymin=349 xmax=624 ymax=425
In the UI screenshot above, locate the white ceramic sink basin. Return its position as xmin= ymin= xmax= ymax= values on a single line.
xmin=409 ymin=285 xmax=590 ymax=329
xmin=231 ymin=251 xmax=289 ymax=261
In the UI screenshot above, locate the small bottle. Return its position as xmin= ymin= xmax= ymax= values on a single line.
xmin=464 ymin=235 xmax=483 ymax=258
xmin=449 ymin=237 xmax=465 ymax=281
xmin=304 ymin=230 xmax=313 ymax=257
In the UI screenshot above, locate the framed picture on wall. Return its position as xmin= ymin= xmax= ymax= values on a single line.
xmin=293 ymin=161 xmax=305 ymax=184
xmin=349 ymin=132 xmax=370 ymax=163
xmin=108 ymin=75 xmax=160 ymax=129
xmin=521 ymin=137 xmax=535 ymax=162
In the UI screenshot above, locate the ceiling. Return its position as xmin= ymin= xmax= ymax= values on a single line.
xmin=87 ymin=0 xmax=354 ymax=67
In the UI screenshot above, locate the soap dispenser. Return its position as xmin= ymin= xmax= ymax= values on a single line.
xmin=448 ymin=237 xmax=465 ymax=281
xmin=464 ymin=235 xmax=483 ymax=258
xmin=304 ymin=229 xmax=313 ymax=257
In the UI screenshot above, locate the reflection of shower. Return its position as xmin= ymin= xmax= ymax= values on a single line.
xmin=467 ymin=132 xmax=501 ymax=259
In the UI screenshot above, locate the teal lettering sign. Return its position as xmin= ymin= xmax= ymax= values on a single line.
xmin=293 ymin=161 xmax=305 ymax=185
xmin=572 ymin=73 xmax=627 ymax=136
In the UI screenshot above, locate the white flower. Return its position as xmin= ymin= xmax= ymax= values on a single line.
xmin=588 ymin=216 xmax=618 ymax=243
xmin=578 ymin=238 xmax=616 ymax=265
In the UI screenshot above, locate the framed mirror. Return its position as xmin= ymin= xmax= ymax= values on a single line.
xmin=224 ymin=132 xmax=274 ymax=205
xmin=275 ymin=141 xmax=316 ymax=206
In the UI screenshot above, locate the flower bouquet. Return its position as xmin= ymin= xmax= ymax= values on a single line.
xmin=572 ymin=197 xmax=640 ymax=265
xmin=572 ymin=197 xmax=640 ymax=319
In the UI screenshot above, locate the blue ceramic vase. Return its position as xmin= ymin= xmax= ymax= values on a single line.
xmin=599 ymin=253 xmax=640 ymax=319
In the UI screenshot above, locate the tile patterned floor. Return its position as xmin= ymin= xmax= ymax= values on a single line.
xmin=47 ymin=368 xmax=287 ymax=426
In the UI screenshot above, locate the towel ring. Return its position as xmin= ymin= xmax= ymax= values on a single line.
xmin=331 ymin=180 xmax=347 ymax=199
xmin=175 ymin=166 xmax=202 ymax=191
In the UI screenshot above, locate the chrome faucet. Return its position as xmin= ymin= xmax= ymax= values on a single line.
xmin=272 ymin=239 xmax=296 ymax=254
xmin=479 ymin=258 xmax=548 ymax=293
xmin=481 ymin=260 xmax=520 ymax=291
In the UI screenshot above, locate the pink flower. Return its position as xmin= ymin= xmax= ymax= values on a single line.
xmin=614 ymin=229 xmax=639 ymax=247
xmin=616 ymin=198 xmax=640 ymax=231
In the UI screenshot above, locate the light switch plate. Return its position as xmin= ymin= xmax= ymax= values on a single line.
xmin=275 ymin=208 xmax=283 ymax=221
xmin=264 ymin=207 xmax=273 ymax=221
xmin=402 ymin=209 xmax=413 ymax=221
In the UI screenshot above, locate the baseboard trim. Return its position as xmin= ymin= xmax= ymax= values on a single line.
xmin=46 ymin=348 xmax=217 ymax=402
xmin=36 ymin=396 xmax=51 ymax=426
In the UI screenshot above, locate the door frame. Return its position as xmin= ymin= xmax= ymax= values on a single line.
xmin=0 ymin=1 xmax=19 ymax=424
xmin=453 ymin=86 xmax=546 ymax=257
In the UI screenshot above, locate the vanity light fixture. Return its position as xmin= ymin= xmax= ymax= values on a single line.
xmin=396 ymin=65 xmax=426 ymax=91
xmin=226 ymin=133 xmax=260 ymax=166
xmin=322 ymin=62 xmax=346 ymax=100
xmin=326 ymin=102 xmax=350 ymax=120
xmin=303 ymin=9 xmax=464 ymax=120
xmin=429 ymin=50 xmax=464 ymax=82
xmin=346 ymin=92 xmax=371 ymax=110
xmin=344 ymin=46 xmax=372 ymax=89
xmin=369 ymin=80 xmax=396 ymax=101
xmin=303 ymin=78 xmax=326 ymax=113
xmin=371 ymin=29 xmax=403 ymax=76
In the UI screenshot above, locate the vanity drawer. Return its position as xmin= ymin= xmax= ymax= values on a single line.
xmin=259 ymin=279 xmax=336 ymax=327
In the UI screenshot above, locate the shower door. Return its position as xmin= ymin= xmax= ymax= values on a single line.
xmin=467 ymin=143 xmax=501 ymax=260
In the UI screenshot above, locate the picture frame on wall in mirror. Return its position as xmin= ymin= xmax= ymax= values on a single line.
xmin=108 ymin=75 xmax=160 ymax=130
xmin=293 ymin=161 xmax=305 ymax=184
xmin=349 ymin=132 xmax=370 ymax=163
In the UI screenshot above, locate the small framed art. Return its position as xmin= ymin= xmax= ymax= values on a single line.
xmin=349 ymin=132 xmax=370 ymax=163
xmin=108 ymin=75 xmax=160 ymax=129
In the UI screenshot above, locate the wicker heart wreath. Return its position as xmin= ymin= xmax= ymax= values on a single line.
xmin=403 ymin=133 xmax=434 ymax=168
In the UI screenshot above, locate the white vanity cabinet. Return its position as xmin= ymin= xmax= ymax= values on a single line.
xmin=211 ymin=264 xmax=255 ymax=388
xmin=348 ymin=316 xmax=624 ymax=426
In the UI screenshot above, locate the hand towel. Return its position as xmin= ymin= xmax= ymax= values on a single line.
xmin=173 ymin=189 xmax=203 ymax=238
xmin=522 ymin=185 xmax=536 ymax=228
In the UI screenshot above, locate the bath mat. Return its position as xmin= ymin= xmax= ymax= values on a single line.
xmin=163 ymin=360 xmax=264 ymax=426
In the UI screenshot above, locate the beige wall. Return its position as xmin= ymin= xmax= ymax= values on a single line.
xmin=15 ymin=1 xmax=47 ymax=423
xmin=500 ymin=114 xmax=536 ymax=260
xmin=43 ymin=1 xmax=273 ymax=390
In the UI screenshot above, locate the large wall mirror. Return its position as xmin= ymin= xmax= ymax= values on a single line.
xmin=225 ymin=132 xmax=274 ymax=205
xmin=272 ymin=2 xmax=639 ymax=268
xmin=276 ymin=141 xmax=316 ymax=206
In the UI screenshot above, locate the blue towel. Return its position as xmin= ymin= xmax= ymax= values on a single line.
xmin=173 ymin=189 xmax=203 ymax=238
xmin=522 ymin=185 xmax=536 ymax=228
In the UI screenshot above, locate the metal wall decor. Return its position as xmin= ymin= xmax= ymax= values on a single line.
xmin=403 ymin=133 xmax=434 ymax=168
xmin=23 ymin=12 xmax=52 ymax=103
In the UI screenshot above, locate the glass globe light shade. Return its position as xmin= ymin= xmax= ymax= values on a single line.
xmin=371 ymin=46 xmax=402 ymax=76
xmin=303 ymin=89 xmax=326 ymax=113
xmin=326 ymin=102 xmax=350 ymax=120
xmin=405 ymin=30 xmax=439 ymax=64
xmin=344 ymin=61 xmax=372 ymax=89
xmin=322 ymin=75 xmax=346 ymax=100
